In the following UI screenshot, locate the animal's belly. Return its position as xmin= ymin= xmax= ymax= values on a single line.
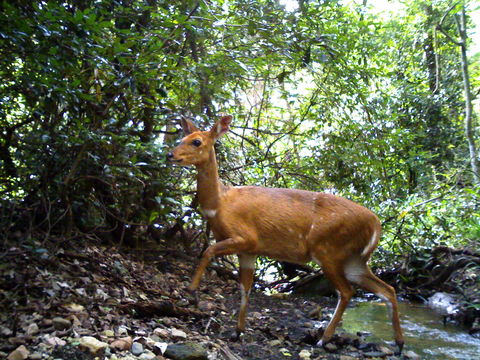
xmin=256 ymin=236 xmax=311 ymax=264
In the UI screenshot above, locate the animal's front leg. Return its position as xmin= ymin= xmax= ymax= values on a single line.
xmin=189 ymin=237 xmax=253 ymax=291
xmin=235 ymin=254 xmax=256 ymax=338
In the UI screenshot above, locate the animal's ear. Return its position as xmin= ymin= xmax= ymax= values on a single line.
xmin=210 ymin=115 xmax=232 ymax=140
xmin=180 ymin=117 xmax=200 ymax=135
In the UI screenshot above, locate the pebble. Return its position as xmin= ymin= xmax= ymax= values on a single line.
xmin=44 ymin=335 xmax=66 ymax=347
xmin=110 ymin=336 xmax=133 ymax=351
xmin=153 ymin=342 xmax=168 ymax=355
xmin=404 ymin=350 xmax=420 ymax=359
xmin=103 ymin=329 xmax=115 ymax=337
xmin=0 ymin=326 xmax=13 ymax=337
xmin=139 ymin=350 xmax=157 ymax=359
xmin=378 ymin=346 xmax=394 ymax=355
xmin=52 ymin=317 xmax=71 ymax=330
xmin=197 ymin=301 xmax=215 ymax=312
xmin=7 ymin=345 xmax=29 ymax=360
xmin=299 ymin=349 xmax=311 ymax=359
xmin=324 ymin=343 xmax=338 ymax=352
xmin=79 ymin=336 xmax=108 ymax=354
xmin=170 ymin=328 xmax=187 ymax=339
xmin=268 ymin=339 xmax=282 ymax=347
xmin=363 ymin=351 xmax=387 ymax=358
xmin=131 ymin=342 xmax=144 ymax=356
xmin=164 ymin=343 xmax=208 ymax=360
xmin=26 ymin=323 xmax=39 ymax=336
xmin=153 ymin=328 xmax=170 ymax=338
xmin=29 ymin=353 xmax=43 ymax=360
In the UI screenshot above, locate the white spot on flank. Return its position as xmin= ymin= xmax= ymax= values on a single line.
xmin=344 ymin=257 xmax=366 ymax=284
xmin=361 ymin=230 xmax=377 ymax=257
xmin=203 ymin=209 xmax=217 ymax=218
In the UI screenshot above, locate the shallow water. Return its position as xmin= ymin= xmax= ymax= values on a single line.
xmin=341 ymin=300 xmax=480 ymax=359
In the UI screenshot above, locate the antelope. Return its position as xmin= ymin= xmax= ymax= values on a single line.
xmin=167 ymin=115 xmax=404 ymax=352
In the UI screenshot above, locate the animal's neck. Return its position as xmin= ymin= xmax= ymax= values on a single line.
xmin=196 ymin=150 xmax=222 ymax=211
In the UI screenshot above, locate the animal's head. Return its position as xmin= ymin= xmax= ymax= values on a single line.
xmin=167 ymin=115 xmax=232 ymax=166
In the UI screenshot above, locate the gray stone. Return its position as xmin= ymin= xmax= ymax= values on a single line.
xmin=52 ymin=317 xmax=71 ymax=330
xmin=363 ymin=351 xmax=387 ymax=358
xmin=164 ymin=343 xmax=208 ymax=360
xmin=404 ymin=350 xmax=420 ymax=359
xmin=131 ymin=342 xmax=144 ymax=356
xmin=324 ymin=343 xmax=338 ymax=352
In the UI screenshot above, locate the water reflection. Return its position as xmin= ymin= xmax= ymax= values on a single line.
xmin=341 ymin=301 xmax=480 ymax=360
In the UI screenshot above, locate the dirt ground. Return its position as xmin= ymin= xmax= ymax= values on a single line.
xmin=0 ymin=242 xmax=417 ymax=359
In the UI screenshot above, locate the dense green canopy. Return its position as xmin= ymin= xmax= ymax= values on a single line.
xmin=1 ymin=0 xmax=478 ymax=264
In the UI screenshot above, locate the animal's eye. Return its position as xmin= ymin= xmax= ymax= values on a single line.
xmin=191 ymin=139 xmax=202 ymax=147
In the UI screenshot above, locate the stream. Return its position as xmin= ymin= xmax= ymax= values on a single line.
xmin=341 ymin=300 xmax=480 ymax=359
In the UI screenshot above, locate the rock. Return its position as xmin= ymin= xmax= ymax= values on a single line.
xmin=79 ymin=336 xmax=109 ymax=354
xmin=0 ymin=326 xmax=13 ymax=337
xmin=197 ymin=301 xmax=215 ymax=312
xmin=170 ymin=328 xmax=187 ymax=339
xmin=26 ymin=323 xmax=39 ymax=336
xmin=164 ymin=343 xmax=208 ymax=360
xmin=324 ymin=343 xmax=338 ymax=352
xmin=139 ymin=350 xmax=157 ymax=359
xmin=52 ymin=317 xmax=71 ymax=330
xmin=299 ymin=349 xmax=311 ymax=359
xmin=29 ymin=352 xmax=43 ymax=360
xmin=70 ymin=314 xmax=82 ymax=327
xmin=63 ymin=303 xmax=85 ymax=312
xmin=110 ymin=336 xmax=133 ymax=351
xmin=268 ymin=339 xmax=282 ymax=347
xmin=339 ymin=356 xmax=357 ymax=360
xmin=251 ymin=311 xmax=263 ymax=319
xmin=7 ymin=345 xmax=29 ymax=360
xmin=103 ymin=329 xmax=115 ymax=337
xmin=153 ymin=328 xmax=170 ymax=338
xmin=404 ymin=350 xmax=420 ymax=359
xmin=131 ymin=342 xmax=144 ymax=356
xmin=8 ymin=337 xmax=26 ymax=346
xmin=44 ymin=335 xmax=67 ymax=347
xmin=427 ymin=292 xmax=460 ymax=316
xmin=152 ymin=342 xmax=168 ymax=355
xmin=363 ymin=351 xmax=387 ymax=358
xmin=378 ymin=346 xmax=394 ymax=356
xmin=118 ymin=325 xmax=130 ymax=336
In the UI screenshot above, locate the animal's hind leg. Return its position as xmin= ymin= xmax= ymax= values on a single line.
xmin=350 ymin=263 xmax=404 ymax=353
xmin=316 ymin=261 xmax=355 ymax=347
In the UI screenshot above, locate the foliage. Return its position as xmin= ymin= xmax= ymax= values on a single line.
xmin=0 ymin=0 xmax=478 ymax=268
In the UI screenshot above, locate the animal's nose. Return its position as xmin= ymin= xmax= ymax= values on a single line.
xmin=166 ymin=152 xmax=174 ymax=159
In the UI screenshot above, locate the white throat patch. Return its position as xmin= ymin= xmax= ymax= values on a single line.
xmin=202 ymin=208 xmax=217 ymax=218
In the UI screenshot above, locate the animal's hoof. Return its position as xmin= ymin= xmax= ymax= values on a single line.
xmin=231 ymin=329 xmax=243 ymax=342
xmin=394 ymin=340 xmax=404 ymax=355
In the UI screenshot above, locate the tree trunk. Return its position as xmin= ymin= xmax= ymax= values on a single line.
xmin=456 ymin=8 xmax=479 ymax=184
